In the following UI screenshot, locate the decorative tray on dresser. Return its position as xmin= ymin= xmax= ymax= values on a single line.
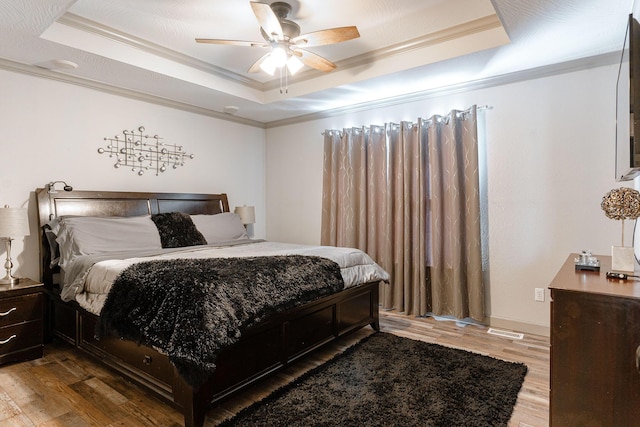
xmin=0 ymin=278 xmax=45 ymax=366
xmin=549 ymin=254 xmax=640 ymax=426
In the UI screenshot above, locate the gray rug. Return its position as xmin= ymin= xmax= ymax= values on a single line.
xmin=219 ymin=332 xmax=528 ymax=426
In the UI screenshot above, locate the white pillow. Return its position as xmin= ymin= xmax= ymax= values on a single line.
xmin=190 ymin=212 xmax=248 ymax=244
xmin=55 ymin=215 xmax=162 ymax=269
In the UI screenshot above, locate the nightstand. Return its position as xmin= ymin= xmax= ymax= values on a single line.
xmin=0 ymin=278 xmax=45 ymax=365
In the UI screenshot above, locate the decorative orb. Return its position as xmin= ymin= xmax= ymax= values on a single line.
xmin=189 ymin=154 xmax=195 ymax=159
xmin=173 ymin=164 xmax=178 ymax=169
xmin=601 ymin=187 xmax=640 ymax=220
xmin=138 ymin=156 xmax=145 ymax=162
xmin=120 ymin=148 xmax=127 ymax=154
xmin=138 ymin=170 xmax=144 ymax=176
xmin=127 ymin=137 xmax=132 ymax=142
xmin=161 ymin=148 xmax=168 ymax=154
xmin=114 ymin=164 xmax=120 ymax=168
xmin=160 ymin=165 xmax=166 ymax=172
xmin=139 ymin=126 xmax=145 ymax=132
xmin=98 ymin=148 xmax=104 ymax=154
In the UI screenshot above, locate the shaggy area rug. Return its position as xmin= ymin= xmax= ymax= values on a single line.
xmin=220 ymin=332 xmax=527 ymax=427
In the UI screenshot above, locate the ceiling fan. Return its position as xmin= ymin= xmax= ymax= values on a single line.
xmin=195 ymin=1 xmax=360 ymax=78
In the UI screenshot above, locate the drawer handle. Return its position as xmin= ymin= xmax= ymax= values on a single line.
xmin=0 ymin=308 xmax=16 ymax=317
xmin=143 ymin=355 xmax=152 ymax=366
xmin=0 ymin=335 xmax=16 ymax=345
xmin=636 ymin=345 xmax=640 ymax=374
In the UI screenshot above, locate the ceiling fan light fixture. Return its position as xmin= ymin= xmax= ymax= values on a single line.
xmin=286 ymin=55 xmax=303 ymax=75
xmin=271 ymin=46 xmax=288 ymax=68
xmin=259 ymin=54 xmax=277 ymax=75
xmin=196 ymin=1 xmax=360 ymax=92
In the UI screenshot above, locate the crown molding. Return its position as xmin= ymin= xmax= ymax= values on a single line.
xmin=264 ymin=51 xmax=621 ymax=128
xmin=58 ymin=12 xmax=507 ymax=97
xmin=58 ymin=13 xmax=264 ymax=90
xmin=262 ymin=14 xmax=506 ymax=91
xmin=0 ymin=58 xmax=266 ymax=128
xmin=0 ymin=50 xmax=620 ymax=130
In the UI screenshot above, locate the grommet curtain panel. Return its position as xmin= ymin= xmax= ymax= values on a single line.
xmin=321 ymin=105 xmax=483 ymax=321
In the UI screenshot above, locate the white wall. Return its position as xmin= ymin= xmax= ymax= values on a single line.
xmin=0 ymin=68 xmax=266 ymax=282
xmin=2 ymin=62 xmax=626 ymax=335
xmin=266 ymin=64 xmax=627 ymax=335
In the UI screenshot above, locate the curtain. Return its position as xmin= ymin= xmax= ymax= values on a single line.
xmin=321 ymin=106 xmax=483 ymax=321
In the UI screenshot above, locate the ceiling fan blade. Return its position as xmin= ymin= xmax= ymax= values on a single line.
xmin=195 ymin=38 xmax=268 ymax=48
xmin=248 ymin=52 xmax=271 ymax=73
xmin=250 ymin=1 xmax=283 ymax=40
xmin=295 ymin=49 xmax=336 ymax=72
xmin=293 ymin=26 xmax=360 ymax=47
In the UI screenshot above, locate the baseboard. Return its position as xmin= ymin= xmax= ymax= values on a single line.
xmin=486 ymin=316 xmax=550 ymax=337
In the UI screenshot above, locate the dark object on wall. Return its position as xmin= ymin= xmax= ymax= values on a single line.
xmin=615 ymin=13 xmax=640 ymax=181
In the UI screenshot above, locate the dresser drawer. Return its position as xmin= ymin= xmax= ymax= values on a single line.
xmin=0 ymin=293 xmax=44 ymax=328
xmin=0 ymin=320 xmax=43 ymax=356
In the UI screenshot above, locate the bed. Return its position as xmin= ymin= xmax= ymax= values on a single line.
xmin=35 ymin=188 xmax=387 ymax=427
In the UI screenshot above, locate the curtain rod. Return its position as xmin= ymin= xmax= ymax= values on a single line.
xmin=321 ymin=105 xmax=492 ymax=135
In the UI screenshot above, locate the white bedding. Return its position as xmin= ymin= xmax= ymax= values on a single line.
xmin=75 ymin=241 xmax=389 ymax=315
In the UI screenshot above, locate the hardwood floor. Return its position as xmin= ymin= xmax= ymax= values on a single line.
xmin=0 ymin=311 xmax=550 ymax=426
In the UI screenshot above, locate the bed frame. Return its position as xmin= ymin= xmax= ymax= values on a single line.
xmin=35 ymin=188 xmax=380 ymax=427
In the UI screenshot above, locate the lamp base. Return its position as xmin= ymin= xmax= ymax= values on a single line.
xmin=611 ymin=246 xmax=636 ymax=273
xmin=0 ymin=276 xmax=19 ymax=286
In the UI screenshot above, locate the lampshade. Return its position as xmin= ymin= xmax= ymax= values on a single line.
xmin=234 ymin=206 xmax=256 ymax=225
xmin=286 ymin=55 xmax=304 ymax=75
xmin=271 ymin=47 xmax=287 ymax=68
xmin=259 ymin=55 xmax=277 ymax=76
xmin=0 ymin=205 xmax=29 ymax=237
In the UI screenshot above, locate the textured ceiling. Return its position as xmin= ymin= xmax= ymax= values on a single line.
xmin=0 ymin=0 xmax=634 ymax=125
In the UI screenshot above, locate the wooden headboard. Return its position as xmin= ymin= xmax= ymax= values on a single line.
xmin=35 ymin=188 xmax=230 ymax=286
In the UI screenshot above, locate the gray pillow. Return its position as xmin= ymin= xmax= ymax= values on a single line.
xmin=54 ymin=215 xmax=162 ymax=269
xmin=190 ymin=212 xmax=248 ymax=244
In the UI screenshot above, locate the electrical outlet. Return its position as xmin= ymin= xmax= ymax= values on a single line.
xmin=534 ymin=288 xmax=545 ymax=302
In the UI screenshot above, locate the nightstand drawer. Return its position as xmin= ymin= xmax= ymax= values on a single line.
xmin=0 ymin=293 xmax=43 ymax=328
xmin=0 ymin=320 xmax=43 ymax=356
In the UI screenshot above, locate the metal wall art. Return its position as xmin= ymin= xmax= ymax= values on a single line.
xmin=98 ymin=126 xmax=193 ymax=176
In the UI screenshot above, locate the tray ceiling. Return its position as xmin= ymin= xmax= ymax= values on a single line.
xmin=0 ymin=0 xmax=633 ymax=125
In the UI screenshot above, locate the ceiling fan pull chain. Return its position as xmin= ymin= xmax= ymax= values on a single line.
xmin=280 ymin=67 xmax=288 ymax=94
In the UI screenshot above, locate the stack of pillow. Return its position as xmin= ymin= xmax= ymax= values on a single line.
xmin=47 ymin=212 xmax=249 ymax=270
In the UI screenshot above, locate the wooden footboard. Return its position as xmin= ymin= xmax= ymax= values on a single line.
xmin=45 ymin=282 xmax=379 ymax=427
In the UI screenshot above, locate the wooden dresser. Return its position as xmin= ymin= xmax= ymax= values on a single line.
xmin=0 ymin=278 xmax=45 ymax=365
xmin=549 ymin=254 xmax=640 ymax=426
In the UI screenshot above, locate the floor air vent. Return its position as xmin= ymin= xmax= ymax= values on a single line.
xmin=487 ymin=328 xmax=524 ymax=340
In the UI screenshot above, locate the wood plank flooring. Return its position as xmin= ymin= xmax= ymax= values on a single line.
xmin=0 ymin=311 xmax=550 ymax=426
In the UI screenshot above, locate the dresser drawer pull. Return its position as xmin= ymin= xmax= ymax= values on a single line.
xmin=0 ymin=335 xmax=16 ymax=345
xmin=636 ymin=345 xmax=640 ymax=374
xmin=0 ymin=308 xmax=16 ymax=317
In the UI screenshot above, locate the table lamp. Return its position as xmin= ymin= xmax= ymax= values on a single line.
xmin=0 ymin=205 xmax=30 ymax=285
xmin=234 ymin=206 xmax=256 ymax=225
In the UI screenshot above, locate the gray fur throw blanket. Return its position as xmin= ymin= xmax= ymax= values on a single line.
xmin=95 ymin=255 xmax=344 ymax=388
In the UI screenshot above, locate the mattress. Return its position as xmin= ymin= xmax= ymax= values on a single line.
xmin=74 ymin=241 xmax=390 ymax=315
